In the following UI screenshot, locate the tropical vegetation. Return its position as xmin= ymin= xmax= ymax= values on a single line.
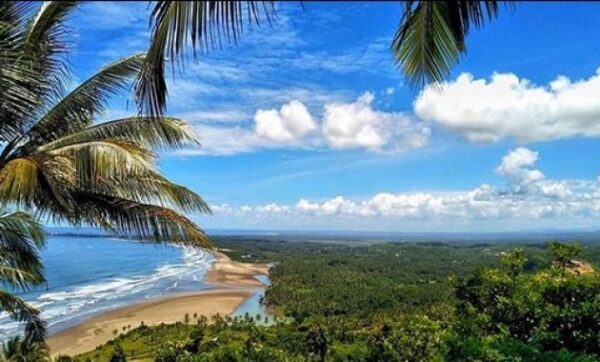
xmin=0 ymin=1 xmax=210 ymax=347
xmin=70 ymin=238 xmax=600 ymax=361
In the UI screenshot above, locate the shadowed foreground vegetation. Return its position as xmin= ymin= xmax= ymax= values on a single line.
xmin=40 ymin=238 xmax=600 ymax=362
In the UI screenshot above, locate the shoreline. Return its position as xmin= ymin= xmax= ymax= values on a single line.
xmin=47 ymin=250 xmax=270 ymax=357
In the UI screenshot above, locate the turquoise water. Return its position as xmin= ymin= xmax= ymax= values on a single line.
xmin=230 ymin=275 xmax=274 ymax=324
xmin=1 ymin=235 xmax=214 ymax=340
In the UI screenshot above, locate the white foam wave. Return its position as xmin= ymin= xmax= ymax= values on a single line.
xmin=0 ymin=246 xmax=215 ymax=339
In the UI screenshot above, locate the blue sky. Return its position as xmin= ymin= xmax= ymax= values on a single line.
xmin=66 ymin=2 xmax=600 ymax=232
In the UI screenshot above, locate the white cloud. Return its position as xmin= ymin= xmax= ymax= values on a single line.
xmin=179 ymin=110 xmax=250 ymax=124
xmin=254 ymin=100 xmax=316 ymax=143
xmin=177 ymin=92 xmax=429 ymax=156
xmin=175 ymin=125 xmax=265 ymax=156
xmin=415 ymin=70 xmax=600 ymax=142
xmin=205 ymin=148 xmax=600 ymax=231
xmin=495 ymin=147 xmax=545 ymax=192
xmin=323 ymin=92 xmax=430 ymax=152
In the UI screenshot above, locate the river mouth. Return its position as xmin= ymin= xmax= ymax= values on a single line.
xmin=230 ymin=274 xmax=274 ymax=324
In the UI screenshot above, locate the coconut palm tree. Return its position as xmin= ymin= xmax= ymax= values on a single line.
xmin=0 ymin=336 xmax=49 ymax=362
xmin=0 ymin=1 xmax=211 ymax=343
xmin=0 ymin=211 xmax=46 ymax=345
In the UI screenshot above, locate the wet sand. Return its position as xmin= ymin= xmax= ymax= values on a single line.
xmin=48 ymin=251 xmax=269 ymax=356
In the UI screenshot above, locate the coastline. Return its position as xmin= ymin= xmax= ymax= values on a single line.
xmin=47 ymin=250 xmax=270 ymax=357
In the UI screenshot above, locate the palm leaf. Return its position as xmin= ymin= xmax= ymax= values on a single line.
xmin=0 ymin=154 xmax=75 ymax=210
xmin=73 ymin=192 xmax=212 ymax=248
xmin=136 ymin=1 xmax=276 ymax=116
xmin=22 ymin=1 xmax=77 ymax=103
xmin=393 ymin=1 xmax=508 ymax=88
xmin=0 ymin=266 xmax=43 ymax=290
xmin=38 ymin=116 xmax=199 ymax=152
xmin=0 ymin=291 xmax=46 ymax=343
xmin=23 ymin=54 xmax=145 ymax=150
xmin=103 ymin=171 xmax=211 ymax=214
xmin=0 ymin=210 xmax=45 ymax=249
xmin=43 ymin=139 xmax=156 ymax=188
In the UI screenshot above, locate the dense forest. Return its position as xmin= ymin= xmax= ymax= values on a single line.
xmin=47 ymin=238 xmax=600 ymax=361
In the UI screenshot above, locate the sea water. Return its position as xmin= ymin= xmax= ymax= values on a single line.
xmin=0 ymin=235 xmax=215 ymax=340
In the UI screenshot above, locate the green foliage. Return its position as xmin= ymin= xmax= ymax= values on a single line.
xmin=393 ymin=1 xmax=512 ymax=88
xmin=0 ymin=1 xmax=210 ymax=351
xmin=108 ymin=344 xmax=127 ymax=362
xmin=0 ymin=211 xmax=47 ymax=344
xmin=75 ymin=240 xmax=600 ymax=361
xmin=1 ymin=336 xmax=49 ymax=362
xmin=451 ymin=244 xmax=600 ymax=360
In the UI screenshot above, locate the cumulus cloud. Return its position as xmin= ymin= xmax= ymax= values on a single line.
xmin=254 ymin=100 xmax=316 ymax=143
xmin=323 ymin=92 xmax=430 ymax=152
xmin=207 ymin=148 xmax=600 ymax=230
xmin=178 ymin=92 xmax=430 ymax=155
xmin=495 ymin=147 xmax=545 ymax=192
xmin=414 ymin=70 xmax=600 ymax=142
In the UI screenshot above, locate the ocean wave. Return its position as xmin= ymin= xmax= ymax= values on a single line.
xmin=0 ymin=245 xmax=215 ymax=340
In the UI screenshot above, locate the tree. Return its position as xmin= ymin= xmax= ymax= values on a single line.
xmin=305 ymin=326 xmax=328 ymax=362
xmin=392 ymin=1 xmax=513 ymax=88
xmin=0 ymin=336 xmax=49 ymax=362
xmin=548 ymin=241 xmax=582 ymax=275
xmin=0 ymin=211 xmax=46 ymax=344
xmin=0 ymin=0 xmax=212 ymax=342
xmin=109 ymin=345 xmax=127 ymax=362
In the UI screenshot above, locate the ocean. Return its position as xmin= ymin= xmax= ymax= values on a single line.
xmin=0 ymin=235 xmax=215 ymax=340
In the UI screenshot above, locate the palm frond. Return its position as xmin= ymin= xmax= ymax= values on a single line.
xmin=22 ymin=1 xmax=77 ymax=103
xmin=0 ymin=10 xmax=39 ymax=138
xmin=38 ymin=116 xmax=199 ymax=152
xmin=106 ymin=171 xmax=211 ymax=214
xmin=23 ymin=54 xmax=145 ymax=150
xmin=0 ymin=291 xmax=46 ymax=343
xmin=0 ymin=2 xmax=34 ymax=26
xmin=73 ymin=192 xmax=212 ymax=248
xmin=0 ymin=210 xmax=45 ymax=249
xmin=0 ymin=155 xmax=75 ymax=209
xmin=43 ymin=139 xmax=156 ymax=187
xmin=0 ymin=266 xmax=43 ymax=290
xmin=136 ymin=1 xmax=276 ymax=116
xmin=393 ymin=1 xmax=508 ymax=88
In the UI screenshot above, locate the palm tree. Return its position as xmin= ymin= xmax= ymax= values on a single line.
xmin=1 ymin=335 xmax=49 ymax=362
xmin=392 ymin=1 xmax=512 ymax=89
xmin=0 ymin=1 xmax=211 ymax=342
xmin=0 ymin=211 xmax=46 ymax=345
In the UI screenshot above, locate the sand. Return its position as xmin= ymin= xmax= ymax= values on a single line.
xmin=47 ymin=251 xmax=270 ymax=357
xmin=204 ymin=251 xmax=270 ymax=288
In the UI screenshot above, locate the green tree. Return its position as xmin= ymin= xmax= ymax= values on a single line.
xmin=548 ymin=241 xmax=583 ymax=275
xmin=0 ymin=336 xmax=49 ymax=362
xmin=0 ymin=0 xmax=212 ymax=343
xmin=305 ymin=326 xmax=328 ymax=362
xmin=0 ymin=211 xmax=46 ymax=344
xmin=109 ymin=345 xmax=127 ymax=362
xmin=451 ymin=244 xmax=600 ymax=360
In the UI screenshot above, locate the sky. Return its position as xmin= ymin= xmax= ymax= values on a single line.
xmin=65 ymin=2 xmax=600 ymax=233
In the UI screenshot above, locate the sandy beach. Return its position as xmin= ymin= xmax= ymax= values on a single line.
xmin=47 ymin=251 xmax=270 ymax=357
